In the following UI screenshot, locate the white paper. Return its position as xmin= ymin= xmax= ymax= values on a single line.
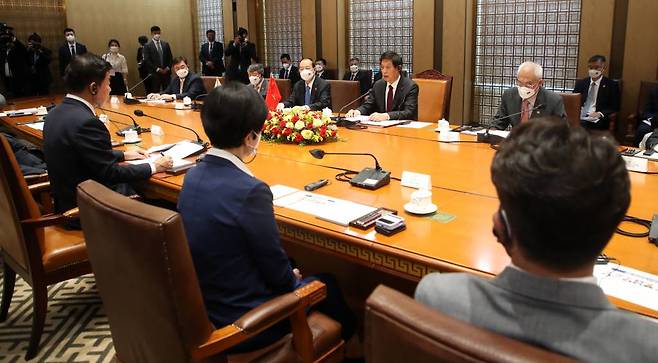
xmin=6 ymin=107 xmax=38 ymax=116
xmin=25 ymin=122 xmax=45 ymax=131
xmin=396 ymin=121 xmax=433 ymax=129
xmin=270 ymin=185 xmax=299 ymax=200
xmin=622 ymin=156 xmax=649 ymax=173
xmin=147 ymin=143 xmax=176 ymax=154
xmin=360 ymin=120 xmax=408 ymax=128
xmin=594 ymin=264 xmax=658 ymax=312
xmin=461 ymin=129 xmax=510 ymax=138
xmin=163 ymin=141 xmax=204 ymax=159
xmin=344 ymin=115 xmax=370 ymax=122
xmin=140 ymin=99 xmax=166 ymax=104
xmin=0 ymin=112 xmax=6 ymax=117
xmin=400 ymin=171 xmax=431 ymax=189
xmin=273 ymin=191 xmax=376 ymax=226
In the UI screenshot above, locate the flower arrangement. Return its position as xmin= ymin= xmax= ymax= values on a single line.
xmin=262 ymin=106 xmax=338 ymax=145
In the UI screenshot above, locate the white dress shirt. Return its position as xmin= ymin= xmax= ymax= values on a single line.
xmin=385 ymin=75 xmax=401 ymax=112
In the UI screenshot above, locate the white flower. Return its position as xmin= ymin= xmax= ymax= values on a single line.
xmin=286 ymin=121 xmax=294 ymax=129
xmin=312 ymin=118 xmax=324 ymax=128
xmin=294 ymin=120 xmax=305 ymax=130
xmin=329 ymin=124 xmax=338 ymax=131
xmin=301 ymin=129 xmax=314 ymax=140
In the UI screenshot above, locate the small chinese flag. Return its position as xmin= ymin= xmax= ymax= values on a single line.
xmin=265 ymin=76 xmax=281 ymax=111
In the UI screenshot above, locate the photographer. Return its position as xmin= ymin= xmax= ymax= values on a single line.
xmin=1 ymin=25 xmax=29 ymax=98
xmin=224 ymin=27 xmax=256 ymax=84
xmin=27 ymin=33 xmax=53 ymax=95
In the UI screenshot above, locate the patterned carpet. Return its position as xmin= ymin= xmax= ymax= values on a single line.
xmin=0 ymin=265 xmax=116 ymax=362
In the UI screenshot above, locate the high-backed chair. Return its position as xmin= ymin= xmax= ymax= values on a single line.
xmin=626 ymin=80 xmax=658 ymax=143
xmin=201 ymin=76 xmax=225 ymax=93
xmin=559 ymin=92 xmax=582 ymax=128
xmin=0 ymin=134 xmax=90 ymax=360
xmin=327 ymin=80 xmax=360 ymax=112
xmin=365 ymin=285 xmax=578 ymax=363
xmin=274 ymin=78 xmax=293 ymax=100
xmin=413 ymin=78 xmax=453 ymax=122
xmin=76 ymin=180 xmax=345 ymax=363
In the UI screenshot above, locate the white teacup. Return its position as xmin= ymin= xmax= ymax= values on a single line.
xmin=151 ymin=124 xmax=164 ymax=136
xmin=98 ymin=114 xmax=109 ymax=124
xmin=183 ymin=96 xmax=192 ymax=106
xmin=438 ymin=119 xmax=450 ymax=131
xmin=175 ymin=102 xmax=185 ymax=110
xmin=123 ymin=129 xmax=139 ymax=142
xmin=110 ymin=96 xmax=119 ymax=104
xmin=124 ymin=92 xmax=133 ymax=99
xmin=410 ymin=189 xmax=433 ymax=209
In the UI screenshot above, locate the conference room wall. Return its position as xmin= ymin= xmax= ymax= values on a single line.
xmin=65 ymin=0 xmax=196 ymax=96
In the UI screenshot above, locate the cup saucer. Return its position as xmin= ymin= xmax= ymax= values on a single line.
xmin=404 ymin=202 xmax=438 ymax=215
xmin=123 ymin=138 xmax=142 ymax=144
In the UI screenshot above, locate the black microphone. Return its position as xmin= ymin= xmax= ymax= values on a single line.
xmin=99 ymin=107 xmax=149 ymax=136
xmin=335 ymin=89 xmax=371 ymax=127
xmin=191 ymin=93 xmax=207 ymax=112
xmin=478 ymin=104 xmax=544 ymax=145
xmin=309 ymin=148 xmax=390 ymax=190
xmin=133 ymin=109 xmax=207 ymax=146
xmin=123 ymin=74 xmax=152 ymax=104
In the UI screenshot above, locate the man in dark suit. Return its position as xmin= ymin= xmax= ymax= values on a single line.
xmin=224 ymin=27 xmax=256 ymax=84
xmin=58 ymin=28 xmax=87 ymax=77
xmin=573 ymin=55 xmax=620 ymax=130
xmin=248 ymin=63 xmax=269 ymax=98
xmin=136 ymin=35 xmax=150 ymax=94
xmin=143 ymin=25 xmax=173 ymax=93
xmin=347 ymin=51 xmax=418 ymax=121
xmin=343 ymin=57 xmax=372 ymax=95
xmin=43 ymin=53 xmax=172 ymax=221
xmin=416 ymin=118 xmax=658 ymax=362
xmin=635 ymin=86 xmax=658 ymax=146
xmin=199 ymin=29 xmax=225 ymax=76
xmin=1 ymin=31 xmax=29 ymax=97
xmin=493 ymin=61 xmax=566 ymax=130
xmin=277 ymin=58 xmax=331 ymax=111
xmin=147 ymin=56 xmax=205 ymax=101
xmin=278 ymin=53 xmax=300 ymax=85
xmin=27 ymin=33 xmax=52 ymax=96
xmin=314 ymin=58 xmax=331 ymax=80
xmin=647 ymin=128 xmax=658 ymax=151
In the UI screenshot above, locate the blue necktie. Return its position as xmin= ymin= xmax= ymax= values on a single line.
xmin=304 ymin=86 xmax=311 ymax=106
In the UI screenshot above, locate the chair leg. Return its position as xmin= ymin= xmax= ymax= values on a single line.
xmin=25 ymin=285 xmax=48 ymax=360
xmin=0 ymin=262 xmax=16 ymax=322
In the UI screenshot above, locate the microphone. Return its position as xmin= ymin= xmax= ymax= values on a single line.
xmin=123 ymin=74 xmax=152 ymax=104
xmin=133 ymin=109 xmax=207 ymax=146
xmin=335 ymin=90 xmax=371 ymax=127
xmin=478 ymin=104 xmax=544 ymax=145
xmin=99 ymin=107 xmax=149 ymax=136
xmin=191 ymin=93 xmax=207 ymax=112
xmin=309 ymin=148 xmax=390 ymax=190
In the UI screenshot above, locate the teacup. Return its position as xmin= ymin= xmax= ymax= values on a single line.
xmin=410 ymin=189 xmax=433 ymax=209
xmin=123 ymin=129 xmax=139 ymax=142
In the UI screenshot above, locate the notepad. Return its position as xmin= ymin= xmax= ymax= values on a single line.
xmin=273 ymin=190 xmax=377 ymax=226
xmin=25 ymin=122 xmax=45 ymax=131
xmin=594 ymin=264 xmax=658 ymax=312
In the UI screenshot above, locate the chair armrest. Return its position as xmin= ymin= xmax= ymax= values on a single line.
xmin=21 ymin=207 xmax=79 ymax=229
xmin=24 ymin=173 xmax=49 ymax=185
xmin=192 ymin=280 xmax=327 ymax=362
xmin=28 ymin=181 xmax=51 ymax=194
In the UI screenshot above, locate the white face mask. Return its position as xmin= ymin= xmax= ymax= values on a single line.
xmin=152 ymin=34 xmax=161 ymax=41
xmin=588 ymin=69 xmax=602 ymax=79
xmin=109 ymin=46 xmax=119 ymax=53
xmin=315 ymin=65 xmax=324 ymax=72
xmin=249 ymin=75 xmax=261 ymax=86
xmin=243 ymin=37 xmax=249 ymax=42
xmin=350 ymin=65 xmax=359 ymax=73
xmin=65 ymin=34 xmax=75 ymax=43
xmin=282 ymin=63 xmax=290 ymax=70
xmin=517 ymin=85 xmax=536 ymax=100
xmin=176 ymin=68 xmax=188 ymax=78
xmin=300 ymin=69 xmax=314 ymax=82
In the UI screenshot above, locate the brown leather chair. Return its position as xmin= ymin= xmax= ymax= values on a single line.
xmin=76 ymin=180 xmax=344 ymax=363
xmin=0 ymin=134 xmax=90 ymax=360
xmin=201 ymin=76 xmax=225 ymax=93
xmin=413 ymin=78 xmax=453 ymax=122
xmin=414 ymin=69 xmax=453 ymax=120
xmin=274 ymin=78 xmax=293 ymax=100
xmin=327 ymin=80 xmax=360 ymax=112
xmin=626 ymin=80 xmax=658 ymax=142
xmin=365 ymin=285 xmax=578 ymax=363
xmin=559 ymin=92 xmax=582 ymax=128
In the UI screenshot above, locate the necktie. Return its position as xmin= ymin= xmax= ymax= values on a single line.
xmin=583 ymin=82 xmax=598 ymax=117
xmin=520 ymin=99 xmax=531 ymax=123
xmin=156 ymin=41 xmax=163 ymax=65
xmin=70 ymin=44 xmax=75 ymax=57
xmin=305 ymin=85 xmax=311 ymax=106
xmin=179 ymin=78 xmax=185 ymax=95
xmin=386 ymin=85 xmax=394 ymax=113
xmin=285 ymin=70 xmax=289 ymax=79
xmin=351 ymin=73 xmax=356 ymax=81
xmin=209 ymin=42 xmax=213 ymax=53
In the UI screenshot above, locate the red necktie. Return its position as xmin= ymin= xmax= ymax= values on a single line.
xmin=386 ymin=85 xmax=394 ymax=113
xmin=520 ymin=100 xmax=530 ymax=123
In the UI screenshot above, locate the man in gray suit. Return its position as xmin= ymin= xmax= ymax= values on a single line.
xmin=416 ymin=118 xmax=658 ymax=362
xmin=493 ymin=62 xmax=566 ymax=130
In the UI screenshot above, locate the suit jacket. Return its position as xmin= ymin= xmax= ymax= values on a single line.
xmin=163 ymin=72 xmax=205 ymax=100
xmin=357 ymin=76 xmax=419 ymax=120
xmin=252 ymin=78 xmax=269 ymax=99
xmin=27 ymin=46 xmax=53 ymax=86
xmin=278 ymin=65 xmax=301 ymax=85
xmin=224 ymin=40 xmax=256 ymax=83
xmin=199 ymin=41 xmax=225 ymax=76
xmin=415 ymin=267 xmax=658 ymax=363
xmin=142 ymin=39 xmax=173 ymax=75
xmin=316 ymin=70 xmax=331 ymax=80
xmin=58 ymin=42 xmax=87 ymax=76
xmin=1 ymin=41 xmax=30 ymax=94
xmin=343 ymin=70 xmax=372 ymax=95
xmin=43 ymin=97 xmax=151 ymax=213
xmin=493 ymin=87 xmax=567 ymax=130
xmin=573 ymin=76 xmax=620 ymax=129
xmin=641 ymin=86 xmax=658 ymax=128
xmin=283 ymin=76 xmax=331 ymax=111
xmin=647 ymin=129 xmax=658 ymax=150
xmin=177 ymin=154 xmax=298 ymax=327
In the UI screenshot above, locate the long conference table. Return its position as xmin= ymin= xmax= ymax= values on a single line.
xmin=3 ymin=95 xmax=658 ymax=319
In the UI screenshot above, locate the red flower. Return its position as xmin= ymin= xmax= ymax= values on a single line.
xmin=283 ymin=128 xmax=293 ymax=136
xmin=271 ymin=127 xmax=280 ymax=135
xmin=292 ymin=115 xmax=299 ymax=123
xmin=320 ymin=126 xmax=327 ymax=137
xmin=330 ymin=130 xmax=337 ymax=137
xmin=294 ymin=133 xmax=303 ymax=143
xmin=305 ymin=122 xmax=313 ymax=129
xmin=279 ymin=121 xmax=286 ymax=128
